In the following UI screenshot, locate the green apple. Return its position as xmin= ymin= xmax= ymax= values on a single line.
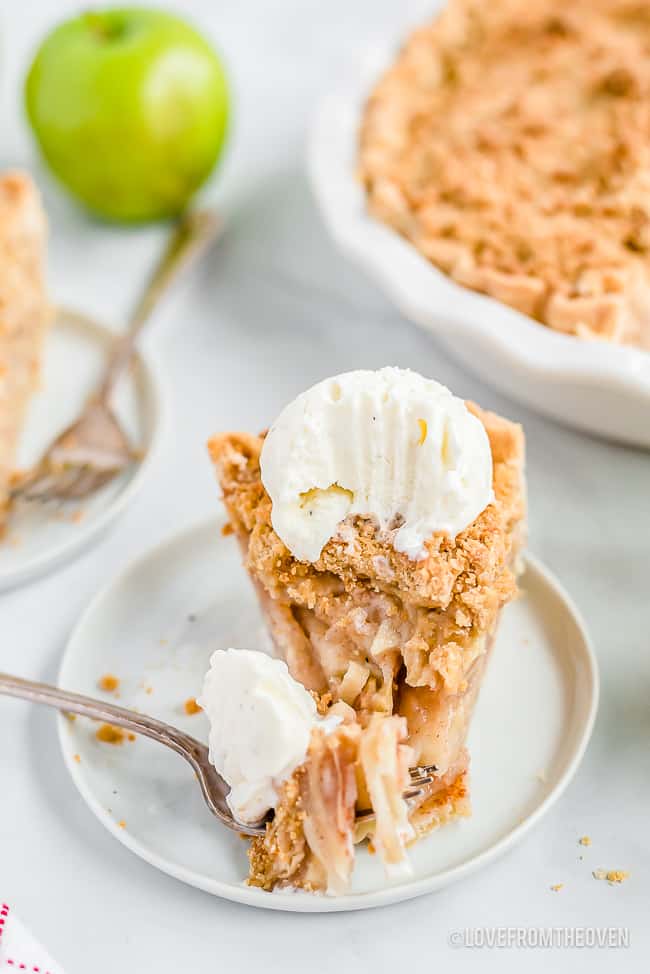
xmin=25 ymin=7 xmax=229 ymax=222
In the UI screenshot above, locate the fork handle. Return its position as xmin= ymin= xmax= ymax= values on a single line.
xmin=0 ymin=671 xmax=206 ymax=765
xmin=97 ymin=209 xmax=222 ymax=402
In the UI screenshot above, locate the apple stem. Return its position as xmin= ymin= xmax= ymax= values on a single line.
xmin=83 ymin=12 xmax=123 ymax=42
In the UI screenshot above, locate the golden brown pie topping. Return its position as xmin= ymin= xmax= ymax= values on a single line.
xmin=359 ymin=0 xmax=650 ymax=347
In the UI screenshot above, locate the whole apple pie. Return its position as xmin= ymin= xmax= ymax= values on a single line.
xmin=207 ymin=369 xmax=526 ymax=893
xmin=359 ymin=0 xmax=650 ymax=347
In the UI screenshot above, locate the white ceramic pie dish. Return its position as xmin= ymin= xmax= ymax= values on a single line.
xmin=308 ymin=30 xmax=650 ymax=449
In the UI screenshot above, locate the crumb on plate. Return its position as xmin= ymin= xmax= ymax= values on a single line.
xmin=96 ymin=723 xmax=126 ymax=745
xmin=184 ymin=697 xmax=202 ymax=716
xmin=98 ymin=674 xmax=120 ymax=693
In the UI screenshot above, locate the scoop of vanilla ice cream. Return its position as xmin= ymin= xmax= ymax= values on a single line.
xmin=260 ymin=367 xmax=493 ymax=562
xmin=198 ymin=649 xmax=336 ymax=824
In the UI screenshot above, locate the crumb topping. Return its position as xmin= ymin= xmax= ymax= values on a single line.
xmin=209 ymin=403 xmax=524 ymax=616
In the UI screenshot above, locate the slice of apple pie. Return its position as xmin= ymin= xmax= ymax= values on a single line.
xmin=208 ymin=368 xmax=525 ymax=892
xmin=0 ymin=172 xmax=50 ymax=530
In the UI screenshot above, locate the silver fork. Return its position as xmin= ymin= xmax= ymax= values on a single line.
xmin=10 ymin=209 xmax=222 ymax=507
xmin=0 ymin=672 xmax=437 ymax=835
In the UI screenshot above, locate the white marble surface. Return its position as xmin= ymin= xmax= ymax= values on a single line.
xmin=1 ymin=1 xmax=648 ymax=971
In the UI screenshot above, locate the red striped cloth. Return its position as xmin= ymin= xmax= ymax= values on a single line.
xmin=0 ymin=905 xmax=65 ymax=974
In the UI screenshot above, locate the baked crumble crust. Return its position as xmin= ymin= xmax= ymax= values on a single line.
xmin=0 ymin=171 xmax=50 ymax=528
xmin=359 ymin=0 xmax=650 ymax=347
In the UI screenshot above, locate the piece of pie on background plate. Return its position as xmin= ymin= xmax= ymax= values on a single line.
xmin=359 ymin=0 xmax=650 ymax=348
xmin=206 ymin=367 xmax=526 ymax=894
xmin=0 ymin=171 xmax=50 ymax=531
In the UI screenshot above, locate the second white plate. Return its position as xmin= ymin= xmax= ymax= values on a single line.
xmin=0 ymin=308 xmax=162 ymax=591
xmin=57 ymin=517 xmax=598 ymax=912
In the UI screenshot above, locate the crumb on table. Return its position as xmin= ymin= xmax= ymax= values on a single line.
xmin=73 ymin=754 xmax=81 ymax=763
xmin=96 ymin=723 xmax=126 ymax=745
xmin=592 ymin=869 xmax=630 ymax=884
xmin=579 ymin=835 xmax=592 ymax=846
xmin=550 ymin=883 xmax=564 ymax=892
xmin=118 ymin=820 xmax=126 ymax=829
xmin=184 ymin=697 xmax=202 ymax=716
xmin=98 ymin=674 xmax=120 ymax=693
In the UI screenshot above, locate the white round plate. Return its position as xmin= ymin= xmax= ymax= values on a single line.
xmin=58 ymin=516 xmax=598 ymax=912
xmin=0 ymin=308 xmax=162 ymax=591
xmin=308 ymin=26 xmax=650 ymax=448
